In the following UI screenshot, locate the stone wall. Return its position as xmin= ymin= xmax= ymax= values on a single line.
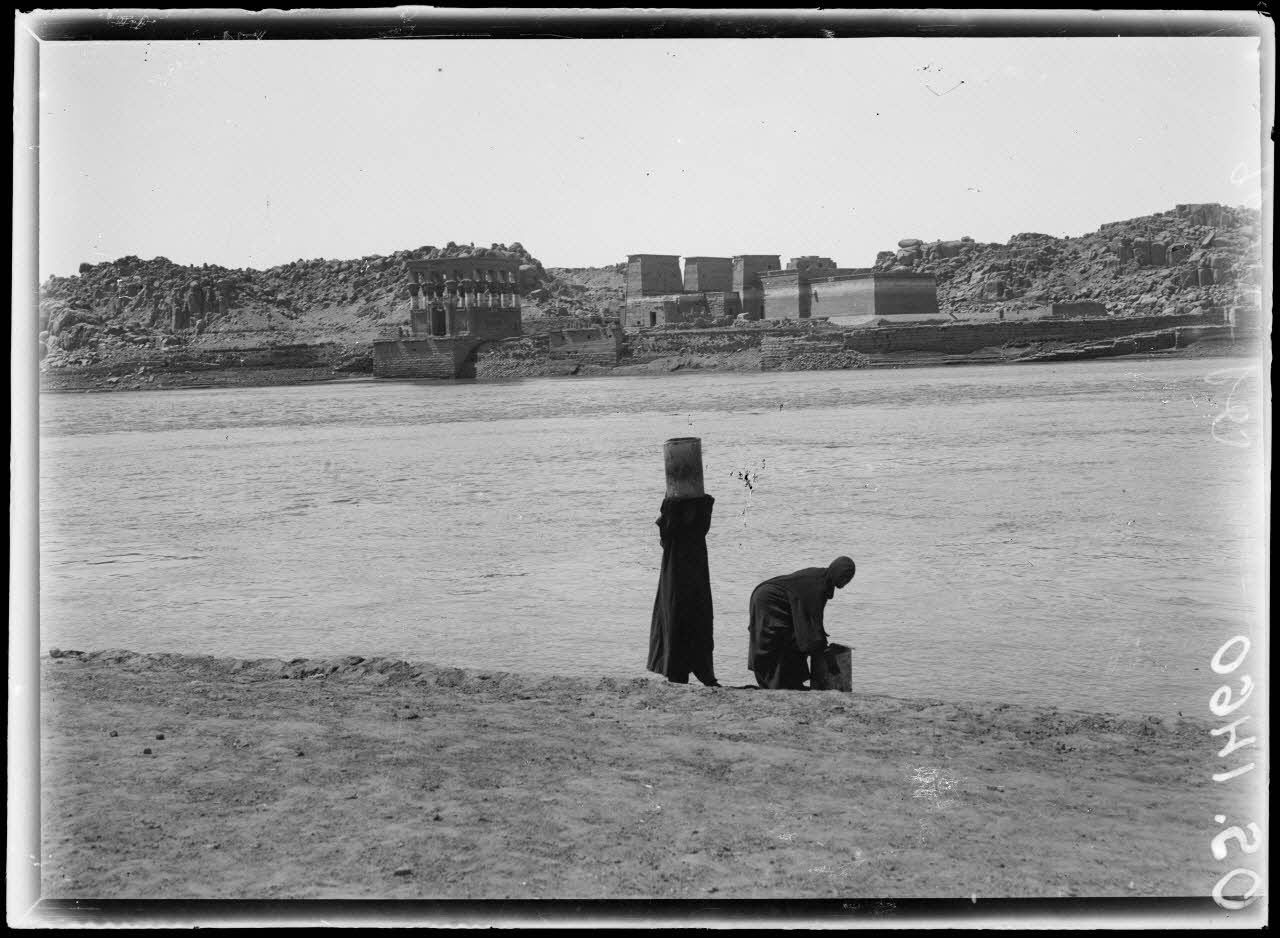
xmin=1050 ymin=301 xmax=1109 ymax=319
xmin=811 ymin=276 xmax=877 ymax=319
xmin=805 ymin=273 xmax=940 ymax=320
xmin=461 ymin=306 xmax=522 ymax=341
xmin=626 ymin=255 xmax=683 ymax=299
xmin=683 ymin=257 xmax=733 ymax=293
xmin=998 ymin=306 xmax=1052 ymax=322
xmin=841 ymin=312 xmax=1221 ymax=355
xmin=733 ymin=255 xmax=781 ymax=320
xmin=874 ymin=275 xmax=941 ymax=318
xmin=372 ymin=337 xmax=476 ymax=379
xmin=760 ymin=271 xmax=807 ymax=320
xmin=522 ymin=316 xmax=604 ymax=334
xmin=547 ymin=327 xmax=623 ymax=366
xmin=703 ymin=291 xmax=742 ymax=320
xmin=761 ymin=334 xmax=868 ymax=371
xmin=627 ymin=328 xmax=768 ymax=362
xmin=623 ymin=292 xmax=737 ymax=328
xmin=788 ymin=256 xmax=838 ymax=272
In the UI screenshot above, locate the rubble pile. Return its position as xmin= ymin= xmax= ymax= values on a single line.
xmin=530 ymin=263 xmax=626 ymax=321
xmin=874 ymin=202 xmax=1264 ymax=319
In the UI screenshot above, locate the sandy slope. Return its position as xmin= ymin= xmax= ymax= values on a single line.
xmin=36 ymin=650 xmax=1254 ymax=901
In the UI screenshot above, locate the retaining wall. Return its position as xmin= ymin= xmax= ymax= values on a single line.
xmin=841 ymin=313 xmax=1221 ymax=355
xmin=628 ymin=328 xmax=773 ymax=361
xmin=372 ymin=338 xmax=477 ymax=379
xmin=547 ymin=328 xmax=623 ymax=366
xmin=761 ymin=334 xmax=866 ymax=371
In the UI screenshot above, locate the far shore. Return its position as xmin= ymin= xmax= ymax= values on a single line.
xmin=37 ymin=648 xmax=1251 ymax=901
xmin=37 ymin=336 xmax=1257 ymax=394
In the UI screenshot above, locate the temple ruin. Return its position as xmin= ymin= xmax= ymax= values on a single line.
xmin=405 ymin=256 xmax=523 ymax=340
xmin=372 ymin=254 xmax=526 ymax=379
xmin=624 ymin=253 xmax=742 ymax=327
xmin=624 ymin=251 xmax=941 ymax=327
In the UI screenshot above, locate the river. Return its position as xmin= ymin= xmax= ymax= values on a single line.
xmin=37 ymin=358 xmax=1266 ymax=717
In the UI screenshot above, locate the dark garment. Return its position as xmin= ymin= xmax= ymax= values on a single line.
xmin=647 ymin=495 xmax=718 ymax=686
xmin=748 ymin=567 xmax=833 ymax=690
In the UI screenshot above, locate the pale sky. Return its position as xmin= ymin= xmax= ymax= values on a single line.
xmin=37 ymin=34 xmax=1267 ymax=280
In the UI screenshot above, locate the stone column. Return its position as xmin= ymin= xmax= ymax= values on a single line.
xmin=444 ymin=274 xmax=458 ymax=335
xmin=409 ymin=271 xmax=421 ymax=310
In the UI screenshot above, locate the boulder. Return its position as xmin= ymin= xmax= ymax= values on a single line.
xmin=47 ymin=307 xmax=103 ymax=336
xmin=60 ymin=322 xmax=99 ymax=351
xmin=897 ymin=238 xmax=922 ymax=248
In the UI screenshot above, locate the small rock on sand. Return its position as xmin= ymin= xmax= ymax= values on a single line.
xmin=393 ymin=866 xmax=413 ymax=877
xmin=156 ymin=733 xmax=165 ymax=740
xmin=142 ymin=748 xmax=152 ymax=755
xmin=108 ymin=730 xmax=118 ymax=737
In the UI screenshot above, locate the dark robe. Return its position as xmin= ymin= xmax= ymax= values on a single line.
xmin=646 ymin=495 xmax=717 ymax=686
xmin=747 ymin=567 xmax=833 ymax=689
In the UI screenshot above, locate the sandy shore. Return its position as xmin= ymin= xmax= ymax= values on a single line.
xmin=33 ymin=649 xmax=1254 ymax=903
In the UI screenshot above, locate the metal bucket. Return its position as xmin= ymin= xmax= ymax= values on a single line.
xmin=810 ymin=643 xmax=852 ymax=692
xmin=664 ymin=437 xmax=704 ymax=499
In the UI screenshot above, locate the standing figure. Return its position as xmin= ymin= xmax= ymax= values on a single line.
xmin=748 ymin=557 xmax=856 ymax=690
xmin=646 ymin=494 xmax=719 ymax=687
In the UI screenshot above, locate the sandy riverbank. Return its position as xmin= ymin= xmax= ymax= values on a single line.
xmin=37 ymin=365 xmax=371 ymax=394
xmin=34 ymin=649 xmax=1251 ymax=901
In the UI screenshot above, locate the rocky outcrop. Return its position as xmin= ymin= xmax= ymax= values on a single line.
xmin=38 ymin=242 xmax=563 ymax=372
xmin=872 ymin=203 xmax=1263 ymax=321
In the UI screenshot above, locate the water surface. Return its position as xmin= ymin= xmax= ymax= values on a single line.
xmin=39 ymin=359 xmax=1266 ymax=717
